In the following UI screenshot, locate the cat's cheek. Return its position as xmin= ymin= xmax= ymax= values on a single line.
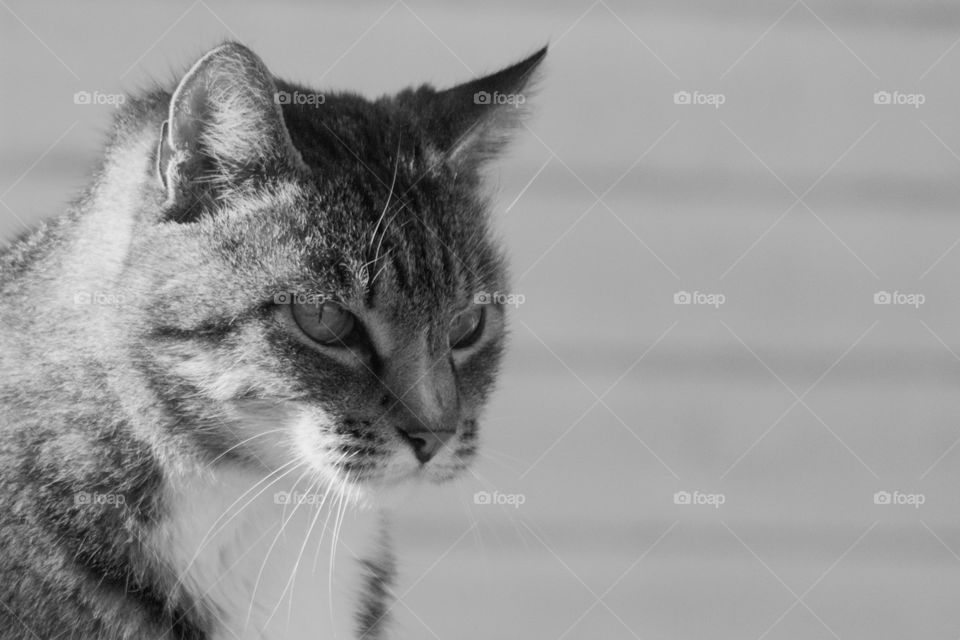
xmin=221 ymin=398 xmax=302 ymax=468
xmin=287 ymin=404 xmax=342 ymax=473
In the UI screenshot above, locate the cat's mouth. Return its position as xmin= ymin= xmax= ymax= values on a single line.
xmin=224 ymin=400 xmax=477 ymax=487
xmin=318 ymin=430 xmax=478 ymax=492
xmin=393 ymin=426 xmax=455 ymax=465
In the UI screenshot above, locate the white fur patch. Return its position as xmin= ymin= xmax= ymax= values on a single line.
xmin=153 ymin=465 xmax=385 ymax=640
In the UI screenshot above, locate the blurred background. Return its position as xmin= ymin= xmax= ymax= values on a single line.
xmin=4 ymin=0 xmax=960 ymax=637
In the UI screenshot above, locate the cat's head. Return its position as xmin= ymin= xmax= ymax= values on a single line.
xmin=117 ymin=43 xmax=544 ymax=495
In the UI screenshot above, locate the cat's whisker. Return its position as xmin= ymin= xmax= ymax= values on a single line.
xmin=462 ymin=463 xmax=530 ymax=548
xmin=167 ymin=518 xmax=281 ymax=638
xmin=368 ymin=145 xmax=400 ymax=253
xmin=473 ymin=449 xmax=525 ymax=475
xmin=244 ymin=465 xmax=319 ymax=631
xmin=279 ymin=465 xmax=317 ymax=537
xmin=480 ymin=444 xmax=529 ymax=467
xmin=480 ymin=414 xmax=522 ymax=423
xmin=206 ymin=428 xmax=288 ymax=467
xmin=456 ymin=476 xmax=489 ymax=558
xmin=322 ymin=479 xmax=345 ymax=627
xmin=286 ymin=483 xmax=331 ymax=627
xmin=372 ymin=204 xmax=408 ymax=272
xmin=367 ymin=139 xmax=403 ymax=287
xmin=454 ymin=462 xmax=506 ymax=549
xmin=285 ymin=475 xmax=340 ymax=625
xmin=368 ymin=249 xmax=393 ymax=287
xmin=312 ymin=485 xmax=339 ymax=574
xmin=328 ymin=473 xmax=352 ymax=625
xmin=169 ymin=458 xmax=303 ymax=597
xmin=309 ymin=450 xmax=354 ymax=577
xmin=263 ymin=475 xmax=327 ymax=631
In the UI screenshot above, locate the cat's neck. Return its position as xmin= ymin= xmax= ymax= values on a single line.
xmin=151 ymin=464 xmax=392 ymax=640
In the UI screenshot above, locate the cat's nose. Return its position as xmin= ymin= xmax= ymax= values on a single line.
xmin=395 ymin=426 xmax=455 ymax=464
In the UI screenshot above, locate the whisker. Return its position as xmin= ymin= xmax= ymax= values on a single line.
xmin=473 ymin=450 xmax=524 ymax=475
xmin=479 ymin=444 xmax=529 ymax=467
xmin=244 ymin=465 xmax=318 ymax=631
xmin=207 ymin=428 xmax=288 ymax=466
xmin=263 ymin=476 xmax=327 ymax=631
xmin=169 ymin=458 xmax=303 ymax=598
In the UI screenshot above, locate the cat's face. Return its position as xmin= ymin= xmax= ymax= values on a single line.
xmin=120 ymin=43 xmax=543 ymax=496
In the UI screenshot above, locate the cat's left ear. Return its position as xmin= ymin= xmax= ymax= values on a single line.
xmin=413 ymin=46 xmax=547 ymax=172
xmin=157 ymin=42 xmax=305 ymax=219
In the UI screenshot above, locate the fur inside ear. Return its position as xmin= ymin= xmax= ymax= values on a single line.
xmin=402 ymin=46 xmax=547 ymax=173
xmin=160 ymin=42 xmax=304 ymax=218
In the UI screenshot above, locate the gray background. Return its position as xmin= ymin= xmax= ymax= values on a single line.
xmin=3 ymin=0 xmax=960 ymax=638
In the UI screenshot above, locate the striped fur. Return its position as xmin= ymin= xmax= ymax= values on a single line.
xmin=0 ymin=42 xmax=544 ymax=639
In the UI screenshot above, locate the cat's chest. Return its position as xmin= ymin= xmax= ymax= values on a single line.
xmin=153 ymin=469 xmax=386 ymax=640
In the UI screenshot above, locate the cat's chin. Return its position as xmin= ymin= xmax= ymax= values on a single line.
xmin=331 ymin=455 xmax=474 ymax=504
xmin=351 ymin=465 xmax=471 ymax=514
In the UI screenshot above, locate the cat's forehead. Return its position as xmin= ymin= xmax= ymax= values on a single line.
xmin=216 ymin=170 xmax=505 ymax=320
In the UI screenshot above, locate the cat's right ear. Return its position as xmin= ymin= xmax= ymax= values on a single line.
xmin=156 ymin=42 xmax=305 ymax=221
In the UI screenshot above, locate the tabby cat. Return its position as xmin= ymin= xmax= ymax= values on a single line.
xmin=0 ymin=41 xmax=545 ymax=639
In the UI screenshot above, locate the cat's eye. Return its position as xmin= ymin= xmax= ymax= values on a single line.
xmin=449 ymin=306 xmax=484 ymax=350
xmin=292 ymin=300 xmax=357 ymax=346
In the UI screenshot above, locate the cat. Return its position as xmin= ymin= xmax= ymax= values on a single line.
xmin=0 ymin=41 xmax=545 ymax=639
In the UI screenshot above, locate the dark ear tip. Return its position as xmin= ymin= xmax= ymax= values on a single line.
xmin=519 ymin=45 xmax=548 ymax=88
xmin=528 ymin=45 xmax=549 ymax=65
xmin=509 ymin=45 xmax=549 ymax=84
